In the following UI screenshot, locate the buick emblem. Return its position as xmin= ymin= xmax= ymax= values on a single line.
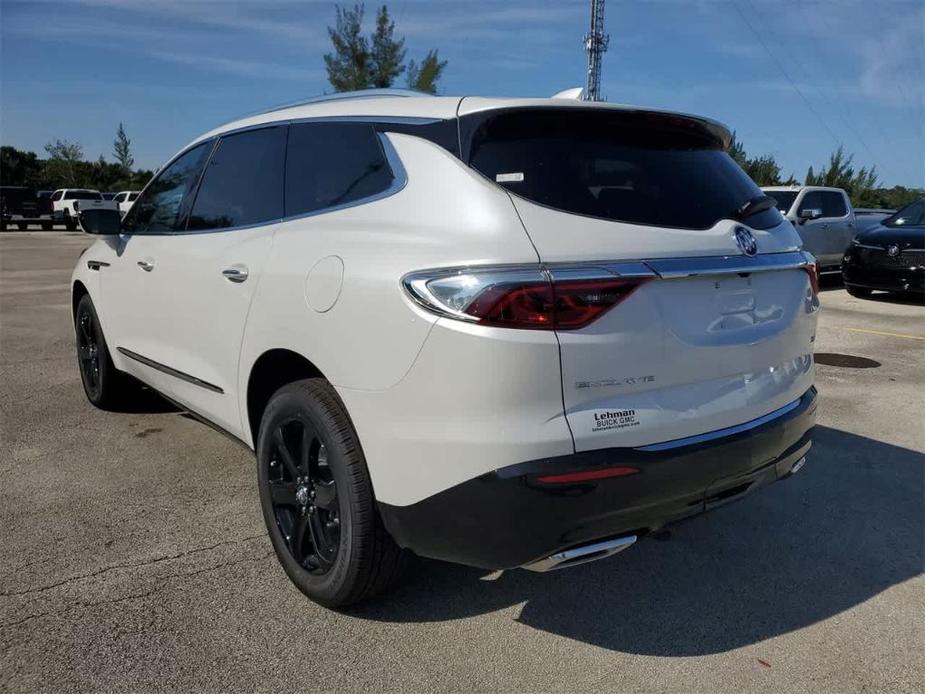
xmin=734 ymin=226 xmax=758 ymax=257
xmin=887 ymin=244 xmax=901 ymax=258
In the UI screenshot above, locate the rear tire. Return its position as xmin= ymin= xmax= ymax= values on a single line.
xmin=846 ymin=286 xmax=871 ymax=298
xmin=74 ymin=295 xmax=131 ymax=409
xmin=64 ymin=212 xmax=77 ymax=231
xmin=256 ymin=379 xmax=407 ymax=607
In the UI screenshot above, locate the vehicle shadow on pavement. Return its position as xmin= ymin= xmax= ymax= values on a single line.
xmin=353 ymin=426 xmax=924 ymax=655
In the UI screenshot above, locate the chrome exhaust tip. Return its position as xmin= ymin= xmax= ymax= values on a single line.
xmin=522 ymin=535 xmax=637 ymax=573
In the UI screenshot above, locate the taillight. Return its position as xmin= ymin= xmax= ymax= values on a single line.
xmin=803 ymin=259 xmax=820 ymax=296
xmin=404 ymin=266 xmax=652 ymax=330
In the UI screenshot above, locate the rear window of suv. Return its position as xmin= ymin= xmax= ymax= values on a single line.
xmin=462 ymin=108 xmax=783 ymax=230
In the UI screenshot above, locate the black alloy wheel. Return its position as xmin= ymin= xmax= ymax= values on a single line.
xmin=257 ymin=379 xmax=407 ymax=607
xmin=266 ymin=417 xmax=341 ymax=574
xmin=74 ymin=295 xmax=130 ymax=409
xmin=76 ymin=304 xmax=102 ymax=400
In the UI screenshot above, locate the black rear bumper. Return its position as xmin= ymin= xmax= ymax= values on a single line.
xmin=379 ymin=388 xmax=817 ymax=569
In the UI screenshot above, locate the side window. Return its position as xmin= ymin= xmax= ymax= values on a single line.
xmin=285 ymin=122 xmax=394 ymax=217
xmin=64 ymin=191 xmax=75 ymax=200
xmin=114 ymin=193 xmax=125 ymax=202
xmin=187 ymin=126 xmax=286 ymax=231
xmin=51 ymin=191 xmax=62 ymax=201
xmin=798 ymin=191 xmax=823 ymax=216
xmin=123 ymin=142 xmax=211 ymax=233
xmin=821 ymin=191 xmax=847 ymax=218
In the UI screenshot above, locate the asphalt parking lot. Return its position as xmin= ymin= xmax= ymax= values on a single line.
xmin=1 ymin=231 xmax=922 ymax=693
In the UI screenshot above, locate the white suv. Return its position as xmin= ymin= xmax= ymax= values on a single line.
xmin=71 ymin=90 xmax=819 ymax=607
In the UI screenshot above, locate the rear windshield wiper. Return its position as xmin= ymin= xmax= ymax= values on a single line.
xmin=735 ymin=195 xmax=776 ymax=221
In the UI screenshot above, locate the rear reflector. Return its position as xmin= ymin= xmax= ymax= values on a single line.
xmin=535 ymin=466 xmax=640 ymax=484
xmin=803 ymin=261 xmax=820 ymax=296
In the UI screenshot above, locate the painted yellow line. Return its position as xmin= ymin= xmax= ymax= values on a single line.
xmin=845 ymin=327 xmax=925 ymax=341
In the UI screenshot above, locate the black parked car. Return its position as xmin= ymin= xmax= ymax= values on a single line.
xmin=842 ymin=199 xmax=925 ymax=298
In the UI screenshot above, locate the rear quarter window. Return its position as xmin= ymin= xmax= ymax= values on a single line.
xmin=285 ymin=122 xmax=394 ymax=217
xmin=461 ymin=108 xmax=783 ymax=230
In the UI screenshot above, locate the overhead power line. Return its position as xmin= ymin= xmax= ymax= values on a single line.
xmin=731 ymin=0 xmax=844 ymax=150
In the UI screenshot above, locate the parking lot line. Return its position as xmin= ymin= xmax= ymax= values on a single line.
xmin=845 ymin=327 xmax=925 ymax=341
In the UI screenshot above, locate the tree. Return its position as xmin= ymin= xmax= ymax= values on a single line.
xmin=369 ymin=5 xmax=405 ymax=88
xmin=406 ymin=50 xmax=447 ymax=95
xmin=113 ymin=122 xmax=134 ymax=172
xmin=804 ymin=146 xmax=878 ymax=201
xmin=324 ymin=3 xmax=446 ymax=94
xmin=727 ymin=132 xmax=794 ymax=186
xmin=0 ymin=146 xmax=44 ymax=187
xmin=44 ymin=139 xmax=85 ymax=187
xmin=324 ymin=4 xmax=370 ymax=92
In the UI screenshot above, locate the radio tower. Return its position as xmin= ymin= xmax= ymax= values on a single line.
xmin=584 ymin=0 xmax=609 ymax=101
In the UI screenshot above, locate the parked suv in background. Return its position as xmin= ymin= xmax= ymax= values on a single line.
xmin=71 ymin=90 xmax=819 ymax=607
xmin=842 ymin=198 xmax=925 ymax=298
xmin=763 ymin=185 xmax=857 ymax=271
xmin=52 ymin=189 xmax=118 ymax=230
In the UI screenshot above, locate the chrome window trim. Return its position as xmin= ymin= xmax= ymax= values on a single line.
xmin=117 ymin=347 xmax=224 ymax=394
xmin=636 ymin=396 xmax=803 ymax=452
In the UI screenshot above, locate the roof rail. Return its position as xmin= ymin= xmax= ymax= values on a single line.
xmin=256 ymin=88 xmax=432 ymax=116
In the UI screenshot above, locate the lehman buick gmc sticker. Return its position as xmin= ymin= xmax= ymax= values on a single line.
xmin=592 ymin=409 xmax=640 ymax=432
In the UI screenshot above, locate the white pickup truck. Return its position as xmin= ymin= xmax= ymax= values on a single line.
xmin=51 ymin=189 xmax=119 ymax=230
xmin=762 ymin=185 xmax=859 ymax=271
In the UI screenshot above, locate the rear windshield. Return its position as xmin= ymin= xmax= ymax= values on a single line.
xmin=767 ymin=190 xmax=798 ymax=214
xmin=64 ymin=191 xmax=103 ymax=200
xmin=463 ymin=108 xmax=782 ymax=230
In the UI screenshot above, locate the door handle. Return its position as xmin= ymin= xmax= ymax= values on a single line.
xmin=137 ymin=259 xmax=155 ymax=272
xmin=222 ymin=265 xmax=249 ymax=283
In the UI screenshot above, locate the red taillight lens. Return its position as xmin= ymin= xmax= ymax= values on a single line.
xmin=464 ymin=281 xmax=554 ymax=328
xmin=804 ymin=261 xmax=820 ymax=296
xmin=553 ymin=278 xmax=650 ymax=328
xmin=535 ymin=466 xmax=640 ymax=484
xmin=465 ymin=277 xmax=649 ymax=330
xmin=405 ymin=268 xmax=652 ymax=330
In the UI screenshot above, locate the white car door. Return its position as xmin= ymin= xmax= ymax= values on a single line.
xmin=106 ymin=126 xmax=286 ymax=438
xmin=101 ymin=141 xmax=215 ymax=413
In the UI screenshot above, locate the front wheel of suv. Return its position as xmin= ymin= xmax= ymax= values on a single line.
xmin=256 ymin=379 xmax=407 ymax=608
xmin=74 ymin=295 xmax=131 ymax=409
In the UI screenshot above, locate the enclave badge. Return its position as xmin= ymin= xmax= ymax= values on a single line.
xmin=734 ymin=226 xmax=758 ymax=257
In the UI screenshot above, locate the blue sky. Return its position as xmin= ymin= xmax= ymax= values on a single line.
xmin=1 ymin=0 xmax=922 ymax=186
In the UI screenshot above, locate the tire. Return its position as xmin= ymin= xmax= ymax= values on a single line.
xmin=74 ymin=295 xmax=130 ymax=409
xmin=256 ymin=379 xmax=407 ymax=607
xmin=846 ymin=286 xmax=871 ymax=298
xmin=64 ymin=212 xmax=77 ymax=231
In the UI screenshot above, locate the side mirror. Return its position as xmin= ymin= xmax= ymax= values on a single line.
xmin=78 ymin=208 xmax=122 ymax=235
xmin=798 ymin=208 xmax=822 ymax=224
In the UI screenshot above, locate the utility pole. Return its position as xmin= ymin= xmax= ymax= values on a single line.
xmin=584 ymin=0 xmax=609 ymax=101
